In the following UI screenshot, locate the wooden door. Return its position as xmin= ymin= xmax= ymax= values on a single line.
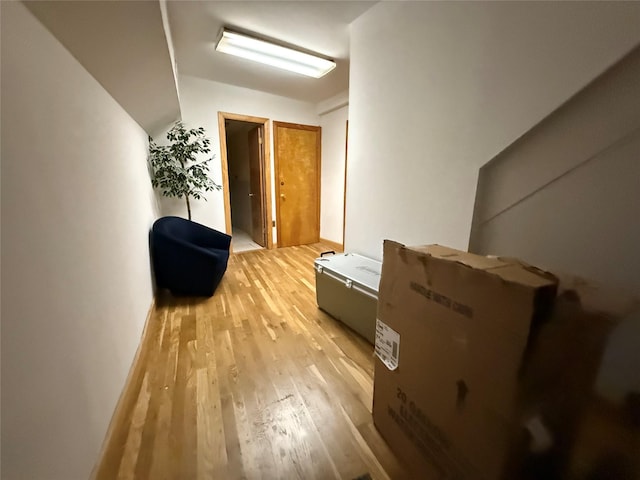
xmin=248 ymin=126 xmax=266 ymax=247
xmin=274 ymin=122 xmax=321 ymax=247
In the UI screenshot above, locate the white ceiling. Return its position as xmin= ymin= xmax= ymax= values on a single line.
xmin=166 ymin=1 xmax=376 ymax=103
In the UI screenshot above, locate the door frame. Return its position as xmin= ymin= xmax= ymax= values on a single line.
xmin=342 ymin=120 xmax=349 ymax=248
xmin=273 ymin=121 xmax=321 ymax=248
xmin=217 ymin=111 xmax=273 ymax=250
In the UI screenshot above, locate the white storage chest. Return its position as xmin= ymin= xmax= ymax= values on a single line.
xmin=314 ymin=252 xmax=382 ymax=343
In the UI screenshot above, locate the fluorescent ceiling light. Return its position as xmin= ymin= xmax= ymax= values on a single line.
xmin=215 ymin=29 xmax=336 ymax=78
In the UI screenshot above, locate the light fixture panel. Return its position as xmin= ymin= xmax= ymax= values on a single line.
xmin=215 ymin=29 xmax=336 ymax=78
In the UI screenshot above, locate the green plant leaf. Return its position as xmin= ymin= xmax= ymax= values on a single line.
xmin=148 ymin=121 xmax=221 ymax=212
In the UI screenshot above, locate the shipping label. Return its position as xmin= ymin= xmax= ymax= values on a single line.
xmin=375 ymin=319 xmax=400 ymax=370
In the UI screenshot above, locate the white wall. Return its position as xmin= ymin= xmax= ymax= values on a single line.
xmin=475 ymin=128 xmax=640 ymax=405
xmin=346 ymin=1 xmax=640 ymax=260
xmin=319 ymin=105 xmax=348 ymax=244
xmin=471 ymin=47 xmax=640 ymax=294
xmin=169 ymin=75 xmax=319 ymax=242
xmin=1 ymin=3 xmax=157 ymax=479
xmin=467 ymin=49 xmax=640 ymax=405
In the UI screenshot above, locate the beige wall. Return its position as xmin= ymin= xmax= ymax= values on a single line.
xmin=346 ymin=1 xmax=640 ymax=260
xmin=1 ymin=3 xmax=157 ymax=478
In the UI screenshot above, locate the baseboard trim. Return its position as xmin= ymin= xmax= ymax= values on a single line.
xmin=90 ymin=297 xmax=157 ymax=479
xmin=320 ymin=238 xmax=344 ymax=252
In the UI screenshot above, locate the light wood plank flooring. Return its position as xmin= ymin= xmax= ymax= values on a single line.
xmin=94 ymin=243 xmax=408 ymax=480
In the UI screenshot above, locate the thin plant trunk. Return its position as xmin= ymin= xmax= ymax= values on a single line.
xmin=185 ymin=195 xmax=192 ymax=220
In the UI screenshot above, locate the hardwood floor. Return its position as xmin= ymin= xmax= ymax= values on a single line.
xmin=93 ymin=243 xmax=408 ymax=480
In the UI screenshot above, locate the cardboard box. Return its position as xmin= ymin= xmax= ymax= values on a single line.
xmin=550 ymin=274 xmax=640 ymax=480
xmin=372 ymin=241 xmax=637 ymax=479
xmin=566 ymin=394 xmax=640 ymax=480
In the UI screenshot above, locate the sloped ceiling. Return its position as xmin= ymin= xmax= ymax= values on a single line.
xmin=24 ymin=0 xmax=181 ymax=135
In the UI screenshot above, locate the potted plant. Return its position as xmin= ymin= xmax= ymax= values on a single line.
xmin=148 ymin=121 xmax=221 ymax=220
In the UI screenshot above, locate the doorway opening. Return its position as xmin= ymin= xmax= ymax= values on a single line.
xmin=218 ymin=112 xmax=272 ymax=253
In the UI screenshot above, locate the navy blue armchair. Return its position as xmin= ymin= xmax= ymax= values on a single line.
xmin=151 ymin=216 xmax=232 ymax=297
